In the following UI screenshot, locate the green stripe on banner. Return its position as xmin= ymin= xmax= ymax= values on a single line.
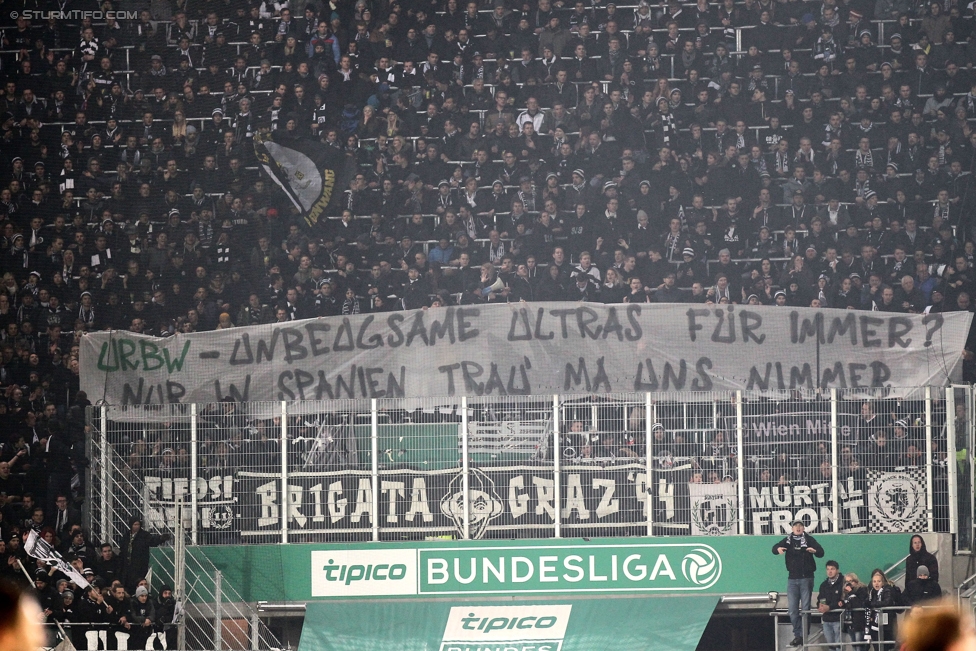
xmin=297 ymin=596 xmax=719 ymax=651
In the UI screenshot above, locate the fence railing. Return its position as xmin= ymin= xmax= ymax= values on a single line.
xmin=86 ymin=385 xmax=975 ymax=550
xmin=86 ymin=419 xmax=282 ymax=651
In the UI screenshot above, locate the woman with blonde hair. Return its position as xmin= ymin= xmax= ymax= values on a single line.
xmin=866 ymin=569 xmax=898 ymax=648
xmin=648 ymin=76 xmax=671 ymax=104
xmin=357 ymin=104 xmax=387 ymax=139
xmin=843 ymin=572 xmax=869 ymax=646
xmin=171 ymin=110 xmax=189 ymax=144
xmin=601 ymin=268 xmax=628 ymax=303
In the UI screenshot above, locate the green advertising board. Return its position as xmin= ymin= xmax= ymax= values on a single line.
xmin=152 ymin=534 xmax=911 ymax=603
xmin=297 ymin=596 xmax=720 ymax=651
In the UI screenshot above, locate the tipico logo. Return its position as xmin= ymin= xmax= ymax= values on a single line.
xmin=440 ymin=605 xmax=572 ymax=651
xmin=681 ymin=547 xmax=722 ymax=587
xmin=311 ymin=549 xmax=418 ymax=597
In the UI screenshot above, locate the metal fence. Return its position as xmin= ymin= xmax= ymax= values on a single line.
xmin=87 ymin=386 xmax=975 ymax=551
xmin=86 ymin=403 xmax=283 ymax=651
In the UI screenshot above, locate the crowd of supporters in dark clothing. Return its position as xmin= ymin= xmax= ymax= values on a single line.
xmin=0 ymin=499 xmax=173 ymax=650
xmin=4 ymin=0 xmax=976 ymax=358
xmin=1 ymin=0 xmax=976 ymax=642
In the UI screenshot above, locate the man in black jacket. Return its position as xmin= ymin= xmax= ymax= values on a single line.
xmin=121 ymin=519 xmax=170 ymax=593
xmin=96 ymin=543 xmax=124 ymax=587
xmin=154 ymin=585 xmax=178 ymax=650
xmin=76 ymin=584 xmax=109 ymax=650
xmin=104 ymin=583 xmax=132 ymax=649
xmin=817 ymin=560 xmax=844 ymax=651
xmin=773 ymin=521 xmax=825 ymax=647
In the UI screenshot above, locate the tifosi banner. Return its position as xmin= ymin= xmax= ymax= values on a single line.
xmin=142 ymin=474 xmax=238 ymax=536
xmin=79 ymin=304 xmax=971 ymax=405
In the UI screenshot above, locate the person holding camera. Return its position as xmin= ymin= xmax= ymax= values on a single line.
xmin=842 ymin=573 xmax=870 ymax=647
xmin=773 ymin=520 xmax=825 ymax=647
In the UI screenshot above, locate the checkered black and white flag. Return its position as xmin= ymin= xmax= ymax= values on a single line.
xmin=866 ymin=467 xmax=927 ymax=533
xmin=24 ymin=530 xmax=90 ymax=588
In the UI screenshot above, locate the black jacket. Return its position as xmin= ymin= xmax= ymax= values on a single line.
xmin=904 ymin=577 xmax=942 ymax=605
xmin=129 ymin=597 xmax=156 ymax=627
xmin=818 ymin=575 xmax=845 ymax=622
xmin=906 ymin=536 xmax=939 ymax=582
xmin=771 ymin=533 xmax=825 ymax=579
xmin=843 ymin=585 xmax=869 ymax=634
xmin=866 ymin=585 xmax=899 ymax=639
xmin=155 ymin=594 xmax=176 ymax=631
xmin=121 ymin=528 xmax=170 ymax=588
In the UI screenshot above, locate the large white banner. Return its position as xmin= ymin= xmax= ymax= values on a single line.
xmin=79 ymin=303 xmax=972 ymax=405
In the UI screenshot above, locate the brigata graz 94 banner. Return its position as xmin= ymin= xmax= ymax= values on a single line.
xmin=140 ymin=463 xmax=922 ymax=540
xmin=80 ymin=303 xmax=971 ymax=404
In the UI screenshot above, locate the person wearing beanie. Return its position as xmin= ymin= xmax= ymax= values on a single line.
xmin=154 ymin=585 xmax=178 ymax=649
xmin=55 ymin=589 xmax=76 ymax=627
xmin=33 ymin=570 xmax=58 ymax=618
xmin=129 ymin=585 xmax=156 ymax=650
xmin=904 ymin=565 xmax=943 ymax=605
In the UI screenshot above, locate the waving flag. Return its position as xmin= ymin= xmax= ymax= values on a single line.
xmin=253 ymin=131 xmax=353 ymax=226
xmin=25 ymin=530 xmax=90 ymax=589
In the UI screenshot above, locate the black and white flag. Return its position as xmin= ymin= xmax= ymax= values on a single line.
xmin=253 ymin=131 xmax=353 ymax=226
xmin=867 ymin=467 xmax=927 ymax=533
xmin=25 ymin=530 xmax=90 ymax=588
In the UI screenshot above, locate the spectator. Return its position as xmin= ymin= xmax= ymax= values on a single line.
xmin=773 ymin=520 xmax=825 ymax=647
xmin=906 ymin=535 xmax=939 ymax=582
xmin=154 ymin=585 xmax=178 ymax=649
xmin=900 ymin=603 xmax=976 ymax=651
xmin=104 ymin=583 xmax=132 ymax=648
xmin=904 ymin=565 xmax=943 ymax=605
xmin=842 ymin=573 xmax=870 ymax=648
xmin=817 ymin=560 xmax=845 ymax=651
xmin=96 ymin=543 xmax=124 ymax=587
xmin=0 ymin=580 xmax=45 ymax=651
xmin=120 ymin=519 xmax=170 ymax=593
xmin=128 ymin=586 xmax=156 ymax=649
xmin=866 ymin=569 xmax=900 ymax=648
xmin=75 ymin=584 xmax=109 ymax=650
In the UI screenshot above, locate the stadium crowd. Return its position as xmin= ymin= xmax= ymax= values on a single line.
xmin=0 ymin=511 xmax=174 ymax=649
xmin=0 ymin=0 xmax=975 ymax=645
xmin=1 ymin=0 xmax=976 ymax=361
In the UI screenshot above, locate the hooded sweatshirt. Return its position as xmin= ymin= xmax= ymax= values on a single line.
xmin=906 ymin=535 xmax=939 ymax=582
